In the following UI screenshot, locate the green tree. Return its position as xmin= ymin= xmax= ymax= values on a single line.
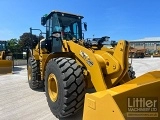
xmin=7 ymin=38 xmax=21 ymax=53
xmin=19 ymin=32 xmax=44 ymax=49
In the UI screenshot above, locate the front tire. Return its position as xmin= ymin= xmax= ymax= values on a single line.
xmin=27 ymin=57 xmax=43 ymax=90
xmin=45 ymin=57 xmax=85 ymax=118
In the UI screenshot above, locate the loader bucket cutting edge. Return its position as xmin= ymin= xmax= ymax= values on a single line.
xmin=83 ymin=71 xmax=160 ymax=120
xmin=0 ymin=60 xmax=13 ymax=74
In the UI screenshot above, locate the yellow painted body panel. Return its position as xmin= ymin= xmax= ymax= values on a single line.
xmin=0 ymin=60 xmax=13 ymax=74
xmin=0 ymin=50 xmax=13 ymax=74
xmin=83 ymin=93 xmax=125 ymax=120
xmin=0 ymin=51 xmax=5 ymax=60
xmin=83 ymin=71 xmax=160 ymax=120
xmin=67 ymin=40 xmax=130 ymax=91
xmin=100 ymin=46 xmax=114 ymax=54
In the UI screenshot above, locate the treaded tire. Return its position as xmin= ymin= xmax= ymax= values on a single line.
xmin=128 ymin=65 xmax=136 ymax=79
xmin=27 ymin=57 xmax=43 ymax=90
xmin=45 ymin=57 xmax=85 ymax=118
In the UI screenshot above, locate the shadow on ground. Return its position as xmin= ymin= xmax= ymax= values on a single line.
xmin=34 ymin=88 xmax=45 ymax=92
xmin=13 ymin=66 xmax=25 ymax=71
xmin=59 ymin=108 xmax=83 ymax=120
xmin=13 ymin=66 xmax=25 ymax=74
xmin=25 ymin=81 xmax=45 ymax=92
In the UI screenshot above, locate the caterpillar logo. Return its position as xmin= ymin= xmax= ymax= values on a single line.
xmin=79 ymin=50 xmax=93 ymax=66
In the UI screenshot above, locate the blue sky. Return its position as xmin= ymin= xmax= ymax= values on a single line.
xmin=0 ymin=0 xmax=160 ymax=41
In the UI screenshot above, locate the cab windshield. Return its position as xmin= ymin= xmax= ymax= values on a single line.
xmin=58 ymin=15 xmax=82 ymax=40
xmin=46 ymin=13 xmax=83 ymax=40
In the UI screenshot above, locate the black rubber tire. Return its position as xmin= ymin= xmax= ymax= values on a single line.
xmin=45 ymin=57 xmax=85 ymax=118
xmin=27 ymin=57 xmax=43 ymax=90
xmin=128 ymin=65 xmax=136 ymax=79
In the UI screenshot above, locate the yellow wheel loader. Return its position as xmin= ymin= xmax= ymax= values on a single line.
xmin=0 ymin=41 xmax=13 ymax=74
xmin=27 ymin=11 xmax=160 ymax=120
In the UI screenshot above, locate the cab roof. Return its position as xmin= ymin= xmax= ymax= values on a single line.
xmin=45 ymin=10 xmax=84 ymax=20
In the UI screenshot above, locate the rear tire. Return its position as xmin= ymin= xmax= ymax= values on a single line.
xmin=45 ymin=57 xmax=85 ymax=118
xmin=27 ymin=57 xmax=43 ymax=90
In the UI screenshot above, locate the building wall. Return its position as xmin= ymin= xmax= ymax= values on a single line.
xmin=130 ymin=41 xmax=160 ymax=52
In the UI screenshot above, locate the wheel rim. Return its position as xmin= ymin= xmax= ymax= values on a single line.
xmin=28 ymin=66 xmax=32 ymax=81
xmin=48 ymin=73 xmax=58 ymax=102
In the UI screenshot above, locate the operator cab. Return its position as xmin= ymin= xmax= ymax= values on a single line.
xmin=41 ymin=11 xmax=86 ymax=53
xmin=0 ymin=41 xmax=7 ymax=51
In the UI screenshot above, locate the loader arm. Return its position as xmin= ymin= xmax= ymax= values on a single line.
xmin=67 ymin=40 xmax=130 ymax=91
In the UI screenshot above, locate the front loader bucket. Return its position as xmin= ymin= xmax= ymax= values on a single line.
xmin=0 ymin=60 xmax=13 ymax=74
xmin=83 ymin=71 xmax=160 ymax=120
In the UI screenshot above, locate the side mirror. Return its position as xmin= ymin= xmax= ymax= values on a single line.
xmin=84 ymin=22 xmax=87 ymax=31
xmin=41 ymin=17 xmax=46 ymax=26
